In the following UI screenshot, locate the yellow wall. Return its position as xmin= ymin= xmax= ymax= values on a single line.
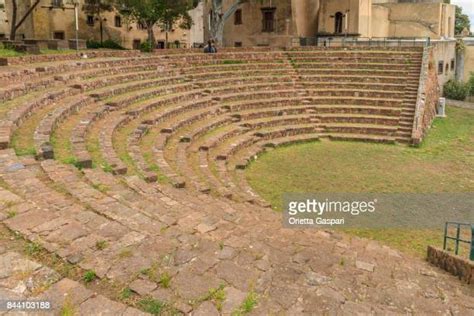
xmin=358 ymin=0 xmax=372 ymax=38
xmin=464 ymin=46 xmax=474 ymax=81
xmin=292 ymin=0 xmax=319 ymax=37
xmin=0 ymin=0 xmax=8 ymax=38
xmin=371 ymin=5 xmax=390 ymax=38
xmin=433 ymin=40 xmax=457 ymax=89
xmin=318 ymin=0 xmax=361 ymax=35
xmin=222 ymin=0 xmax=294 ymax=47
xmin=371 ymin=3 xmax=455 ymax=39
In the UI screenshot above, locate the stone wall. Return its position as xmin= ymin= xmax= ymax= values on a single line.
xmin=0 ymin=50 xmax=141 ymax=66
xmin=411 ymin=47 xmax=440 ymax=145
xmin=427 ymin=246 xmax=474 ymax=284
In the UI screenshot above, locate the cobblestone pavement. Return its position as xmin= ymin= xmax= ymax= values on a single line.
xmin=0 ymin=154 xmax=472 ymax=315
xmin=0 ymin=249 xmax=146 ymax=315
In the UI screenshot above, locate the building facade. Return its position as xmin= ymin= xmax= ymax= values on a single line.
xmin=203 ymin=0 xmax=456 ymax=87
xmin=2 ymin=0 xmax=204 ymax=49
xmin=207 ymin=0 xmax=455 ymax=48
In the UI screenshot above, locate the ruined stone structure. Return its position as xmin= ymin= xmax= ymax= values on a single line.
xmin=0 ymin=47 xmax=472 ymax=314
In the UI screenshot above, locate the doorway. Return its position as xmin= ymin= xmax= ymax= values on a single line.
xmin=335 ymin=12 xmax=344 ymax=34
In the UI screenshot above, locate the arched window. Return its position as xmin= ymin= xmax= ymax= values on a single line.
xmin=335 ymin=12 xmax=344 ymax=34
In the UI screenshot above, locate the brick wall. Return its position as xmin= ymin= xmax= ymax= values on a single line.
xmin=427 ymin=246 xmax=474 ymax=284
xmin=411 ymin=47 xmax=440 ymax=145
xmin=0 ymin=50 xmax=141 ymax=66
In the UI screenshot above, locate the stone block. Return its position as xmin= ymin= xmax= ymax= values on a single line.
xmin=68 ymin=39 xmax=87 ymax=50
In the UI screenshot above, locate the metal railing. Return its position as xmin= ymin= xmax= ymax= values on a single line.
xmin=443 ymin=222 xmax=474 ymax=260
xmin=296 ymin=36 xmax=432 ymax=48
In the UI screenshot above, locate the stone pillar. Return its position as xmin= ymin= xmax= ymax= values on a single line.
xmin=455 ymin=50 xmax=465 ymax=81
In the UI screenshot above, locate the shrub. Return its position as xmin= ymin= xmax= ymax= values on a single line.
xmin=102 ymin=39 xmax=125 ymax=50
xmin=468 ymin=72 xmax=474 ymax=96
xmin=86 ymin=40 xmax=101 ymax=49
xmin=443 ymin=80 xmax=470 ymax=101
xmin=140 ymin=41 xmax=153 ymax=53
xmin=86 ymin=39 xmax=124 ymax=50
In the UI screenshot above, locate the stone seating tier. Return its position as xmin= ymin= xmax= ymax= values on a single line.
xmin=1 ymin=48 xmax=466 ymax=315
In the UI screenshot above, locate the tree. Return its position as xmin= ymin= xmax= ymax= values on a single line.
xmin=9 ymin=0 xmax=41 ymax=41
xmin=115 ymin=0 xmax=193 ymax=48
xmin=83 ymin=0 xmax=114 ymax=44
xmin=454 ymin=6 xmax=471 ymax=35
xmin=206 ymin=0 xmax=248 ymax=44
xmin=444 ymin=0 xmax=471 ymax=35
xmin=158 ymin=0 xmax=193 ymax=48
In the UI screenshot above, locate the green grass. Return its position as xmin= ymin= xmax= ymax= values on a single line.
xmin=222 ymin=60 xmax=245 ymax=65
xmin=6 ymin=210 xmax=17 ymax=218
xmin=138 ymin=298 xmax=164 ymax=315
xmin=25 ymin=242 xmax=43 ymax=256
xmin=60 ymin=298 xmax=75 ymax=316
xmin=245 ymin=106 xmax=474 ymax=257
xmin=0 ymin=46 xmax=76 ymax=57
xmin=39 ymin=49 xmax=76 ymax=55
xmin=120 ymin=287 xmax=133 ymax=300
xmin=0 ymin=48 xmax=24 ymax=57
xmin=82 ymin=270 xmax=97 ymax=283
xmin=95 ymin=240 xmax=108 ymax=250
xmin=158 ymin=272 xmax=171 ymax=288
xmin=232 ymin=291 xmax=258 ymax=315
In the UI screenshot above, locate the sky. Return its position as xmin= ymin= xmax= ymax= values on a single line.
xmin=452 ymin=0 xmax=474 ymax=31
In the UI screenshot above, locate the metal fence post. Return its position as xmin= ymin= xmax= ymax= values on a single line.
xmin=455 ymin=224 xmax=461 ymax=255
xmin=443 ymin=222 xmax=448 ymax=250
xmin=471 ymin=225 xmax=474 ymax=261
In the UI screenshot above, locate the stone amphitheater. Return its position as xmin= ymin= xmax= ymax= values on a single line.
xmin=0 ymin=47 xmax=472 ymax=315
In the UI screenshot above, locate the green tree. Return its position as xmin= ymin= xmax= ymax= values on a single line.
xmin=83 ymin=0 xmax=114 ymax=44
xmin=115 ymin=0 xmax=193 ymax=48
xmin=159 ymin=0 xmax=193 ymax=48
xmin=454 ymin=6 xmax=471 ymax=35
xmin=444 ymin=0 xmax=471 ymax=35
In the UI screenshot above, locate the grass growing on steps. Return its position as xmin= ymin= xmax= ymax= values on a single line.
xmin=0 ymin=48 xmax=24 ymax=57
xmin=11 ymin=103 xmax=61 ymax=157
xmin=245 ymin=106 xmax=474 ymax=257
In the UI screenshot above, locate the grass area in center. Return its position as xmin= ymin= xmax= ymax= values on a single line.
xmin=245 ymin=106 xmax=474 ymax=257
